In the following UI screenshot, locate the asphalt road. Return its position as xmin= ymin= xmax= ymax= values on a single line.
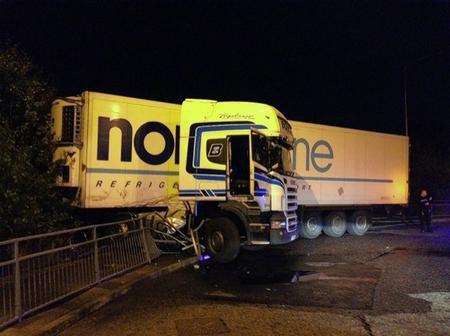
xmin=61 ymin=222 xmax=450 ymax=336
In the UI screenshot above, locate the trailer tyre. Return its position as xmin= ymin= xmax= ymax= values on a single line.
xmin=323 ymin=211 xmax=347 ymax=238
xmin=347 ymin=211 xmax=371 ymax=236
xmin=300 ymin=212 xmax=323 ymax=239
xmin=204 ymin=217 xmax=240 ymax=263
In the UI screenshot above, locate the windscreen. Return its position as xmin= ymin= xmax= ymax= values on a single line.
xmin=280 ymin=145 xmax=292 ymax=173
xmin=277 ymin=116 xmax=294 ymax=145
xmin=269 ymin=138 xmax=293 ymax=175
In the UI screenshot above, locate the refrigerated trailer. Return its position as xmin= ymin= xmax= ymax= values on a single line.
xmin=52 ymin=91 xmax=409 ymax=262
xmin=290 ymin=121 xmax=409 ymax=238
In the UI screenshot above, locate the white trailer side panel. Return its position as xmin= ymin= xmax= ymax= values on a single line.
xmin=81 ymin=92 xmax=181 ymax=208
xmin=290 ymin=121 xmax=409 ymax=206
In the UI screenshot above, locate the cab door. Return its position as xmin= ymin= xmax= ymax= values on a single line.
xmin=226 ymin=135 xmax=251 ymax=196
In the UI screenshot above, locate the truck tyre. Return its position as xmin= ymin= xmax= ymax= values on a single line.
xmin=300 ymin=212 xmax=323 ymax=239
xmin=323 ymin=211 xmax=347 ymax=238
xmin=347 ymin=210 xmax=371 ymax=236
xmin=204 ymin=217 xmax=240 ymax=263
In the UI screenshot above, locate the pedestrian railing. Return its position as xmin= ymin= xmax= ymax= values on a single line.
xmin=0 ymin=216 xmax=161 ymax=329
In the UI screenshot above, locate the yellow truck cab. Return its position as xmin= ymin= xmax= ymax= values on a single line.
xmin=179 ymin=99 xmax=299 ymax=261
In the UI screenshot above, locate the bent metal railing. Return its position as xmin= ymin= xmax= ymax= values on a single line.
xmin=0 ymin=216 xmax=161 ymax=329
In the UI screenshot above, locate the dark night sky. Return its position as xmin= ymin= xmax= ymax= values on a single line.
xmin=1 ymin=0 xmax=449 ymax=137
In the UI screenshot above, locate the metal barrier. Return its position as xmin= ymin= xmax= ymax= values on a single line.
xmin=0 ymin=217 xmax=160 ymax=328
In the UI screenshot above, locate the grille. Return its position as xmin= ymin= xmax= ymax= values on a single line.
xmin=285 ymin=181 xmax=298 ymax=232
xmin=288 ymin=201 xmax=297 ymax=208
xmin=61 ymin=106 xmax=74 ymax=142
xmin=61 ymin=105 xmax=81 ymax=143
xmin=286 ymin=211 xmax=297 ymax=232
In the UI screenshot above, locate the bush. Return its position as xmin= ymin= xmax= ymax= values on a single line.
xmin=0 ymin=45 xmax=72 ymax=239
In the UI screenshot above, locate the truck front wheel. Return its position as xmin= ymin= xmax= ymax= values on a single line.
xmin=323 ymin=211 xmax=347 ymax=237
xmin=204 ymin=217 xmax=240 ymax=263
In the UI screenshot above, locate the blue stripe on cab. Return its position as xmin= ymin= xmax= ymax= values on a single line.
xmin=179 ymin=189 xmax=227 ymax=197
xmin=193 ymin=124 xmax=267 ymax=167
xmin=254 ymin=188 xmax=268 ymax=196
xmin=255 ymin=173 xmax=284 ymax=188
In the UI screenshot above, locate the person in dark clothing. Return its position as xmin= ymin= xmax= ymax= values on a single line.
xmin=419 ymin=189 xmax=433 ymax=232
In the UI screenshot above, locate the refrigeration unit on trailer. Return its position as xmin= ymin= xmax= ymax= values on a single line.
xmin=52 ymin=92 xmax=299 ymax=262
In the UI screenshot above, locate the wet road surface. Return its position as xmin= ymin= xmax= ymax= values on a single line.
xmin=61 ymin=222 xmax=450 ymax=335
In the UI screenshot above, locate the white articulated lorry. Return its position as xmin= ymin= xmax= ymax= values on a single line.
xmin=52 ymin=91 xmax=409 ymax=262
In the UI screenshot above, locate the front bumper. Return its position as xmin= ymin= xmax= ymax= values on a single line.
xmin=246 ymin=227 xmax=299 ymax=246
xmin=246 ymin=218 xmax=299 ymax=246
xmin=270 ymin=227 xmax=299 ymax=245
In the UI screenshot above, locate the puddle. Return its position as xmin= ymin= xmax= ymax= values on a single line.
xmin=197 ymin=250 xmax=354 ymax=287
xmin=199 ymin=256 xmax=382 ymax=310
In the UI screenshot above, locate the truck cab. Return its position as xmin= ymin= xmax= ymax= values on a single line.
xmin=179 ymin=99 xmax=299 ymax=262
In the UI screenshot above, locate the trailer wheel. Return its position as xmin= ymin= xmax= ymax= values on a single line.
xmin=323 ymin=211 xmax=347 ymax=237
xmin=204 ymin=217 xmax=240 ymax=263
xmin=300 ymin=212 xmax=323 ymax=239
xmin=347 ymin=210 xmax=371 ymax=236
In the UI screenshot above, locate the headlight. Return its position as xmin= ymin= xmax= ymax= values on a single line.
xmin=271 ymin=220 xmax=286 ymax=229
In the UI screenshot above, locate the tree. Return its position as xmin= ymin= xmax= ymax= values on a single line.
xmin=0 ymin=45 xmax=71 ymax=238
